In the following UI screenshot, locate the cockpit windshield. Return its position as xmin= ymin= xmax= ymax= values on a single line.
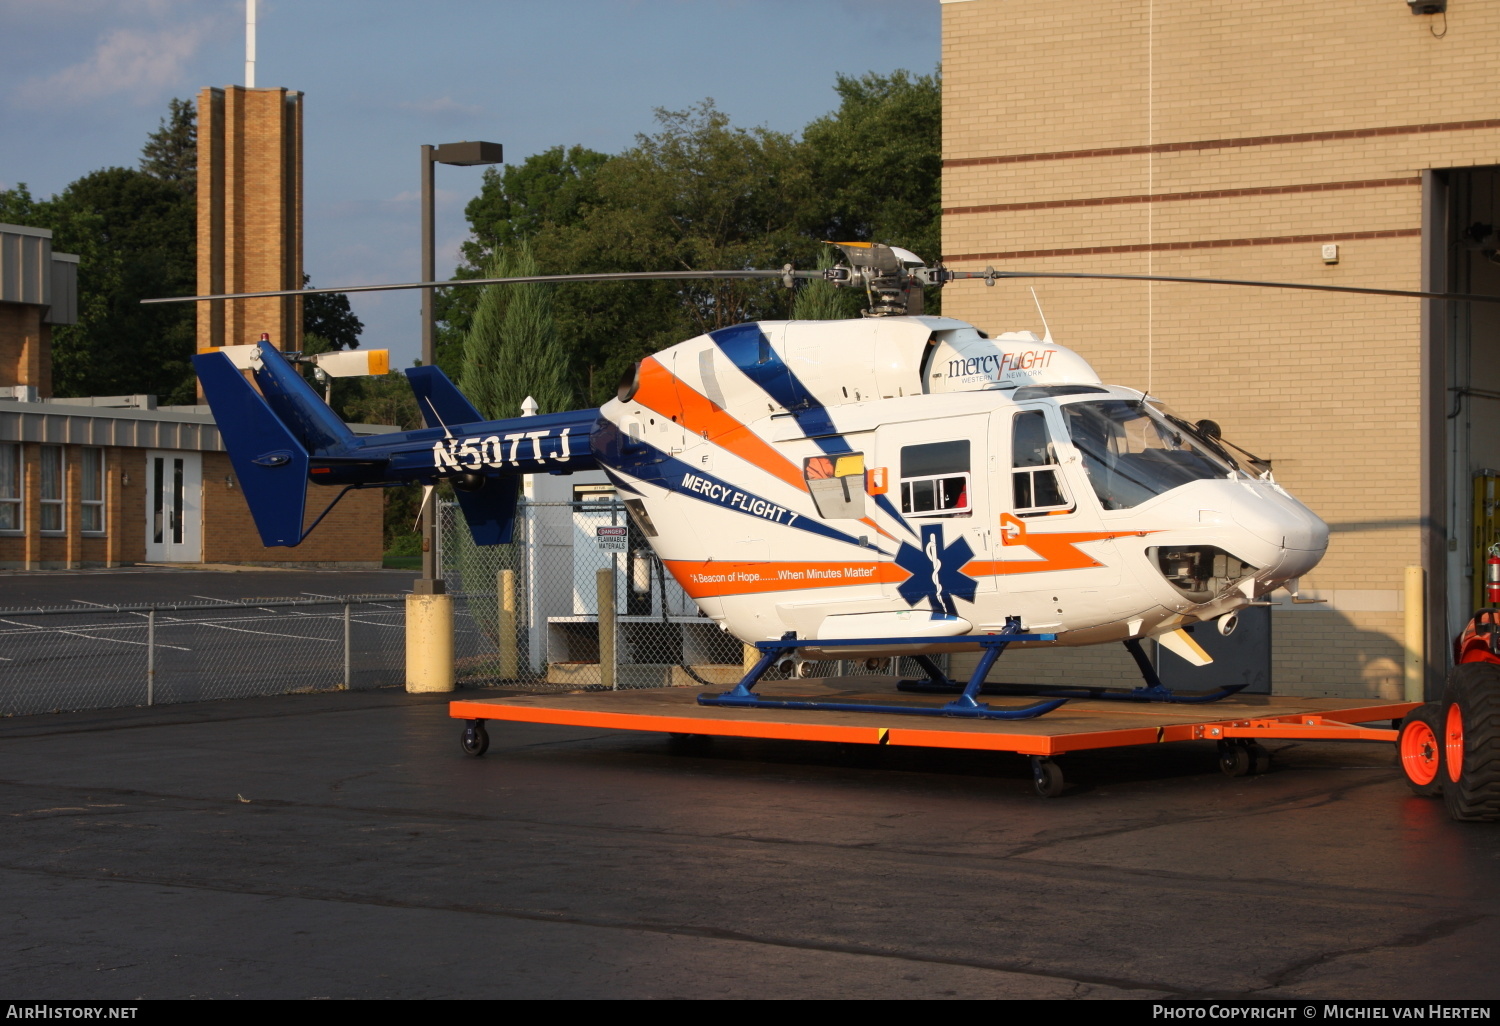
xmin=1061 ymin=400 xmax=1236 ymax=510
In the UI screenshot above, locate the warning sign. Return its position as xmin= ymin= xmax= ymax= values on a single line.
xmin=595 ymin=525 xmax=628 ymax=551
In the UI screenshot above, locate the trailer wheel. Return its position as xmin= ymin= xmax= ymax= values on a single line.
xmin=460 ymin=720 xmax=489 ymax=757
xmin=1218 ymin=740 xmax=1253 ymax=777
xmin=1440 ymin=663 xmax=1500 ymax=821
xmin=1247 ymin=743 xmax=1272 ymax=776
xmin=1397 ymin=703 xmax=1443 ymax=796
xmin=1031 ymin=756 xmax=1065 ymax=798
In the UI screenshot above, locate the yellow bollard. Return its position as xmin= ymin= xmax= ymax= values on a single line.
xmin=743 ymin=642 xmax=759 ymax=673
xmin=406 ymin=591 xmax=454 ymax=693
xmin=1403 ymin=565 xmax=1425 ymax=703
xmin=597 ymin=568 xmax=616 ymax=690
xmin=498 ymin=568 xmax=518 ymax=680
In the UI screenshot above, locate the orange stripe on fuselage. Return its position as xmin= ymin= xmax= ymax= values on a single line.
xmin=963 ymin=512 xmax=1155 ymax=578
xmin=633 ymin=356 xmax=808 ymax=494
xmin=664 ymin=560 xmax=910 ymax=598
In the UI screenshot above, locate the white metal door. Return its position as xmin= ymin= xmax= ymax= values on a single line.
xmin=144 ymin=451 xmax=202 ymax=562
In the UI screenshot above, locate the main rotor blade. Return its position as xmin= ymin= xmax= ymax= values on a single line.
xmin=945 ymin=269 xmax=1500 ymax=305
xmin=140 ymin=268 xmax=820 ymax=305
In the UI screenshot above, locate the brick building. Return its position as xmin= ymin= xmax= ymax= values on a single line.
xmin=939 ymin=0 xmax=1500 ymax=696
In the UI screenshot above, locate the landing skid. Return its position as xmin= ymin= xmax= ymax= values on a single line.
xmin=895 ymin=639 xmax=1248 ymax=705
xmin=698 ymin=620 xmax=1067 ymax=721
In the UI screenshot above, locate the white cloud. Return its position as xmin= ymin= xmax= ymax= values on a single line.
xmin=16 ymin=18 xmax=215 ymax=106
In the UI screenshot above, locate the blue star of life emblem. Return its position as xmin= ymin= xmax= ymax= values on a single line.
xmin=894 ymin=524 xmax=977 ymax=616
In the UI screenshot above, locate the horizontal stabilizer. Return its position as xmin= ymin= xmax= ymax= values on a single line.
xmin=193 ymin=350 xmax=310 ymax=547
xmin=406 ymin=366 xmax=483 ymax=431
xmin=1158 ymin=628 xmax=1213 ymax=667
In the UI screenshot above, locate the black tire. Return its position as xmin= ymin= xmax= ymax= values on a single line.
xmin=1440 ymin=663 xmax=1500 ymax=821
xmin=1247 ymin=743 xmax=1272 ymax=776
xmin=1031 ymin=756 xmax=1065 ymax=798
xmin=461 ymin=720 xmax=490 ymax=757
xmin=1218 ymin=741 xmax=1252 ymax=777
xmin=1397 ymin=703 xmax=1443 ymax=797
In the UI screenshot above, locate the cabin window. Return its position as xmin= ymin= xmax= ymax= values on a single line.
xmin=899 ymin=440 xmax=970 ymax=518
xmin=805 ymin=453 xmax=866 ymax=519
xmin=0 ymin=443 xmax=20 ymax=532
xmin=1011 ymin=411 xmax=1070 ymax=516
xmin=39 ymin=446 xmax=64 ymax=533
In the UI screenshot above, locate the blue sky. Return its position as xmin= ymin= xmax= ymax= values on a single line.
xmin=1 ymin=0 xmax=940 ymax=367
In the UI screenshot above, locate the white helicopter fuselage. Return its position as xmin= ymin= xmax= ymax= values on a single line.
xmin=595 ymin=316 xmax=1327 ymax=655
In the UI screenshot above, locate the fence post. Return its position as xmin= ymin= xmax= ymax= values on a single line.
xmin=146 ymin=607 xmax=156 ymax=706
xmin=597 ymin=567 xmax=616 ymax=690
xmin=498 ymin=568 xmax=518 ymax=680
xmin=343 ymin=603 xmax=352 ymax=690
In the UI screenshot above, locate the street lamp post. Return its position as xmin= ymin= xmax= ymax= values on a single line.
xmin=415 ymin=140 xmax=503 ymax=595
xmin=407 ymin=140 xmax=502 ymax=696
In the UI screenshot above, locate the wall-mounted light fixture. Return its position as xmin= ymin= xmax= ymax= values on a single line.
xmin=1407 ymin=0 xmax=1445 ymax=14
xmin=225 ymin=474 xmax=236 ymax=490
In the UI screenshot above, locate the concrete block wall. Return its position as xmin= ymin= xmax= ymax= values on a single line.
xmin=940 ymin=0 xmax=1500 ymax=694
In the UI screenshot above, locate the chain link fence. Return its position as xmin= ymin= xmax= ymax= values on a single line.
xmin=0 ymin=595 xmax=406 ymax=717
xmin=441 ymin=500 xmax=937 ymax=691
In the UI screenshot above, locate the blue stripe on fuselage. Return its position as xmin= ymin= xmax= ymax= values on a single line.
xmin=593 ymin=419 xmax=883 ymax=552
xmin=709 ymin=322 xmax=915 ymax=538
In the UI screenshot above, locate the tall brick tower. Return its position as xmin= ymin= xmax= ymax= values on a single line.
xmin=195 ymin=86 xmax=303 ymax=355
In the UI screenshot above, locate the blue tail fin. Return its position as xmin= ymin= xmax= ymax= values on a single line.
xmin=193 ymin=350 xmax=310 ymax=547
xmin=406 ymin=365 xmax=483 ymax=430
xmin=253 ymin=344 xmax=358 ymax=456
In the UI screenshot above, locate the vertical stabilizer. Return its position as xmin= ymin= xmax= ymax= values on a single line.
xmin=251 ymin=343 xmax=358 ymax=455
xmin=193 ymin=350 xmax=310 ymax=546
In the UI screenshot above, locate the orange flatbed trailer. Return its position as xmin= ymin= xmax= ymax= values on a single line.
xmin=450 ymin=679 xmax=1417 ymax=790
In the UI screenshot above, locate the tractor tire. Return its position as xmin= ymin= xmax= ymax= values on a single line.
xmin=1439 ymin=663 xmax=1500 ymax=822
xmin=1397 ymin=703 xmax=1443 ymax=797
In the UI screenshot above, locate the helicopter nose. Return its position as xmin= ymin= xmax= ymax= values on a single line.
xmin=1232 ymin=488 xmax=1328 ymax=579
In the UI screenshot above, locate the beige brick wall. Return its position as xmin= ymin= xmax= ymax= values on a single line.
xmin=196 ymin=86 xmax=304 ymax=354
xmin=941 ymin=0 xmax=1500 ymax=694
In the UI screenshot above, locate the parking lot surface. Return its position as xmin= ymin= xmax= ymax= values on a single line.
xmin=2 ymin=688 xmax=1498 ymax=1000
xmin=0 ymin=566 xmax=419 ymax=608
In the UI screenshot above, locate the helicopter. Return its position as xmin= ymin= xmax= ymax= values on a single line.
xmin=152 ymin=242 xmax=1500 ymax=722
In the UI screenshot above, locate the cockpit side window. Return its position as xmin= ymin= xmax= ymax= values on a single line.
xmin=900 ymin=440 xmax=971 ymax=518
xmin=1011 ymin=411 xmax=1071 ymax=517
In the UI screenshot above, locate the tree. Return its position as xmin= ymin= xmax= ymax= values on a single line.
xmin=139 ymin=97 xmax=197 ymax=193
xmin=458 ymin=239 xmax=572 ymax=419
xmin=799 ymin=70 xmax=942 ymax=263
xmin=2 ymin=98 xmax=200 ymax=401
xmin=301 ymin=275 xmax=364 ymax=351
xmin=433 ymin=145 xmax=609 ymax=374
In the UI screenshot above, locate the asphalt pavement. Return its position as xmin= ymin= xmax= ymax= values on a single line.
xmin=0 ymin=566 xmax=421 ymax=608
xmin=1 ymin=688 xmax=1497 ymax=1000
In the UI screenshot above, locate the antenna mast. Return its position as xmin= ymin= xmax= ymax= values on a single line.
xmin=245 ymin=0 xmax=256 ymax=88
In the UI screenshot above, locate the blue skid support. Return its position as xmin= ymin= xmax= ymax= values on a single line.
xmin=895 ymin=636 xmax=1249 ymax=704
xmin=698 ymin=621 xmax=1068 ymax=721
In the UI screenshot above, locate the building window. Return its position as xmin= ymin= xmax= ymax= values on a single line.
xmin=899 ymin=440 xmax=971 ymax=518
xmin=40 ymin=446 xmax=64 ymax=533
xmin=1011 ymin=411 xmax=1071 ymax=516
xmin=81 ymin=448 xmax=105 ymax=534
xmin=0 ymin=443 xmax=19 ymax=532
